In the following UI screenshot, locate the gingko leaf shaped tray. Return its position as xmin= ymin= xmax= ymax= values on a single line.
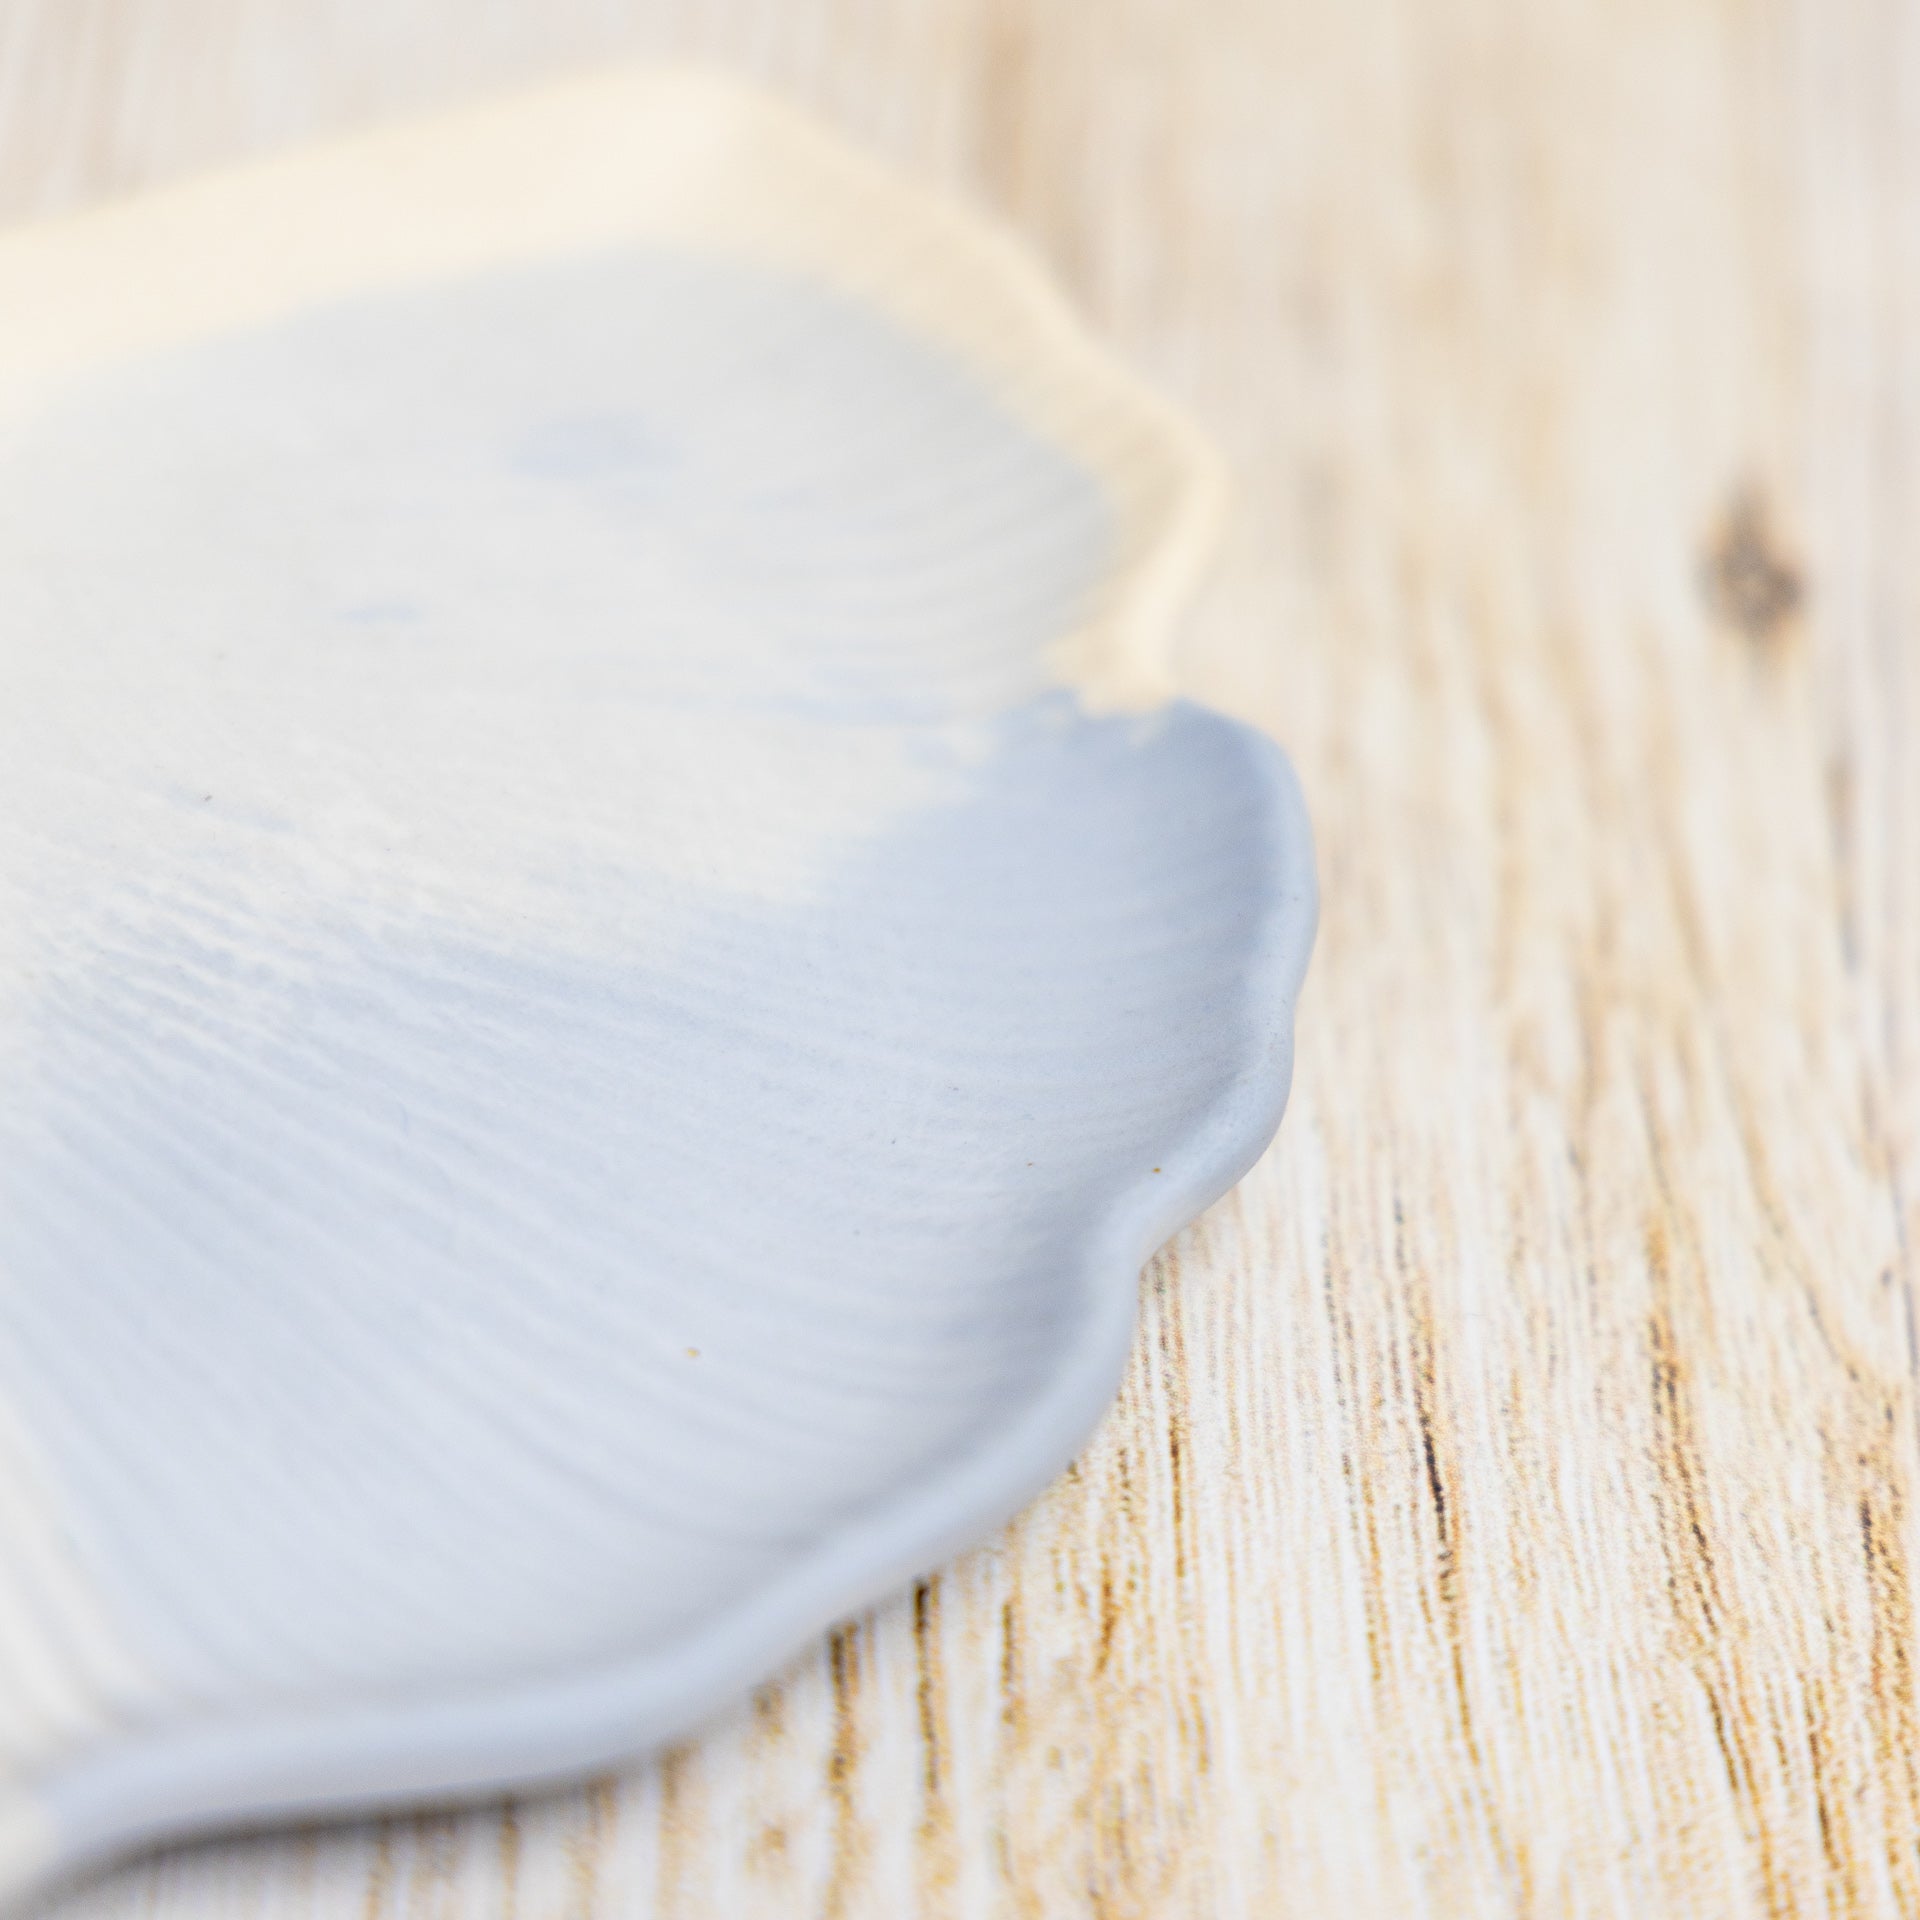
xmin=0 ymin=69 xmax=1315 ymax=1905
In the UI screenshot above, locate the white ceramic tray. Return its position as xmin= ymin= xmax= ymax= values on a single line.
xmin=0 ymin=69 xmax=1315 ymax=1906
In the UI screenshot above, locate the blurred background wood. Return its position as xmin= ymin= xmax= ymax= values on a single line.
xmin=3 ymin=1 xmax=1916 ymax=1914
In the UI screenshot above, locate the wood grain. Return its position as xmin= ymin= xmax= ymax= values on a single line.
xmin=3 ymin=1 xmax=1916 ymax=1914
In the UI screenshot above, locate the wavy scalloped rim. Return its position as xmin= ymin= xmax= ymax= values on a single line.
xmin=0 ymin=68 xmax=1314 ymax=1907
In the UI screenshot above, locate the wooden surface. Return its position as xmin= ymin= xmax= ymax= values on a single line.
xmin=4 ymin=2 xmax=1917 ymax=1914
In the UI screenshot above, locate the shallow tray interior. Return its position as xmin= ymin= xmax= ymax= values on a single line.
xmin=0 ymin=69 xmax=1314 ymax=1905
